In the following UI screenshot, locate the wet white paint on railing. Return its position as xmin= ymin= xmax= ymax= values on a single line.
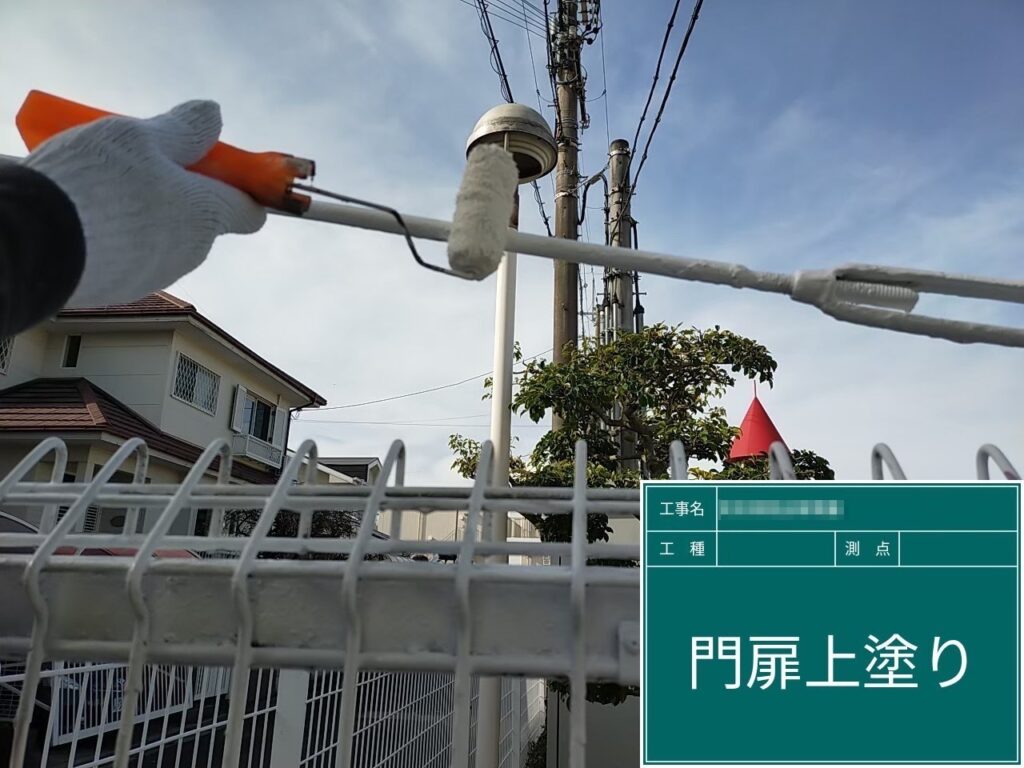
xmin=0 ymin=436 xmax=1015 ymax=767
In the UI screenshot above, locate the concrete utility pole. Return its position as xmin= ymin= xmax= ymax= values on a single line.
xmin=605 ymin=139 xmax=634 ymax=338
xmin=605 ymin=138 xmax=639 ymax=471
xmin=552 ymin=0 xmax=582 ymax=402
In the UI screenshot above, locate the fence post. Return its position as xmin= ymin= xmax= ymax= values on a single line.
xmin=512 ymin=679 xmax=522 ymax=767
xmin=269 ymin=670 xmax=309 ymax=768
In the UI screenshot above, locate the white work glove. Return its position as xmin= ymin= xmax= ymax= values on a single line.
xmin=23 ymin=100 xmax=266 ymax=307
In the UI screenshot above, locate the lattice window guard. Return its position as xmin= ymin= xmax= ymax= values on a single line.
xmin=0 ymin=436 xmax=1018 ymax=767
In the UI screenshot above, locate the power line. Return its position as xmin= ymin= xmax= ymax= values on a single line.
xmin=630 ymin=0 xmax=704 ymax=197
xmin=457 ymin=0 xmax=545 ymax=35
xmin=476 ymin=0 xmax=514 ymax=101
xmin=500 ymin=0 xmax=546 ymax=24
xmin=456 ymin=0 xmax=546 ymax=38
xmin=609 ymin=0 xmax=703 ymax=245
xmin=472 ymin=0 xmax=553 ymax=235
xmin=304 ymin=413 xmax=489 ymax=425
xmin=490 ymin=0 xmax=547 ymax=34
xmin=518 ymin=0 xmax=549 ymax=20
xmin=522 ymin=0 xmax=549 ymax=119
xmin=315 ymin=349 xmax=552 ymax=411
xmin=520 ymin=0 xmax=556 ymax=237
xmin=314 ymin=372 xmax=490 ymax=412
xmin=607 ymin=0 xmax=683 ymax=248
xmin=542 ymin=0 xmax=563 ymax=142
xmin=628 ymin=0 xmax=683 ymax=165
xmin=299 ymin=421 xmax=551 ymax=429
xmin=598 ymin=3 xmax=611 ymax=148
xmin=521 ymin=0 xmax=557 ymax=236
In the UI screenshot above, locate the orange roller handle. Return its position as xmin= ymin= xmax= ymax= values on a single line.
xmin=16 ymin=90 xmax=314 ymax=213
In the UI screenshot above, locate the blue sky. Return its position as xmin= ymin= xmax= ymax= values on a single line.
xmin=1 ymin=0 xmax=1021 ymax=483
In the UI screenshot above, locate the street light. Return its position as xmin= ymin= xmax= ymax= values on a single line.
xmin=465 ymin=103 xmax=555 ymax=494
xmin=467 ymin=103 xmax=557 ymax=183
xmin=467 ymin=104 xmax=555 ymax=768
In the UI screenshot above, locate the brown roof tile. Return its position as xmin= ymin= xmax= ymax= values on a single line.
xmin=0 ymin=378 xmax=277 ymax=484
xmin=58 ymin=290 xmax=194 ymax=316
xmin=56 ymin=292 xmax=325 ymax=407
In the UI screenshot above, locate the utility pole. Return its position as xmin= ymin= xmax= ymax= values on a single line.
xmin=605 ymin=139 xmax=634 ymax=338
xmin=605 ymin=138 xmax=639 ymax=471
xmin=552 ymin=0 xmax=582 ymax=425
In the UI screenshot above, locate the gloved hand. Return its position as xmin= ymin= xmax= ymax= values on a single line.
xmin=23 ymin=100 xmax=266 ymax=307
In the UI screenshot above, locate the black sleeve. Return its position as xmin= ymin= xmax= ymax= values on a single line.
xmin=0 ymin=161 xmax=85 ymax=337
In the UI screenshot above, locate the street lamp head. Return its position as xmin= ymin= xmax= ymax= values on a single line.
xmin=467 ymin=103 xmax=556 ymax=184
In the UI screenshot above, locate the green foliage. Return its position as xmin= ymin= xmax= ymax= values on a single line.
xmin=449 ymin=324 xmax=830 ymax=707
xmin=547 ymin=679 xmax=640 ymax=708
xmin=221 ymin=509 xmax=391 ymax=561
xmin=524 ymin=724 xmax=547 ymax=768
xmin=690 ymin=449 xmax=835 ymax=480
xmin=512 ymin=324 xmax=777 ymax=478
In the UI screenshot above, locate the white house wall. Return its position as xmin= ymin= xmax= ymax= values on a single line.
xmin=0 ymin=439 xmax=89 ymax=529
xmin=41 ymin=329 xmax=174 ymax=424
xmin=84 ymin=442 xmax=195 ymax=534
xmin=162 ymin=328 xmax=309 ymax=450
xmin=607 ymin=516 xmax=640 ymax=545
xmin=1 ymin=325 xmax=48 ymax=387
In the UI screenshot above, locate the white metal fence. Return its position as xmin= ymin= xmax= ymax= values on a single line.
xmin=0 ymin=435 xmax=1016 ymax=768
xmin=0 ymin=660 xmax=545 ymax=768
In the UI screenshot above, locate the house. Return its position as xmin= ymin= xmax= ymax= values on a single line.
xmin=319 ymin=456 xmax=382 ymax=485
xmin=0 ymin=291 xmax=348 ymax=534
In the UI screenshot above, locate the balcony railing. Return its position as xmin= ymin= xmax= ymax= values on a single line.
xmin=231 ymin=433 xmax=283 ymax=467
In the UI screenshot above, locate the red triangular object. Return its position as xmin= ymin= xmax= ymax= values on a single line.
xmin=729 ymin=395 xmax=786 ymax=461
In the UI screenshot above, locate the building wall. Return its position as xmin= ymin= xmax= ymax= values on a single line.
xmin=372 ymin=509 xmax=461 ymax=542
xmin=1 ymin=326 xmax=48 ymax=387
xmin=42 ymin=329 xmax=174 ymax=424
xmin=553 ymin=695 xmax=640 ymax=768
xmin=0 ymin=439 xmax=90 ymax=530
xmin=84 ymin=442 xmax=192 ymax=534
xmin=0 ymin=437 xmax=193 ymax=534
xmin=607 ymin=516 xmax=641 ymax=545
xmin=370 ymin=510 xmax=540 ymax=546
xmin=162 ymin=327 xmax=308 ymax=458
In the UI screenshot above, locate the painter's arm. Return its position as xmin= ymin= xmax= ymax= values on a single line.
xmin=0 ymin=161 xmax=85 ymax=337
xmin=0 ymin=100 xmax=265 ymax=339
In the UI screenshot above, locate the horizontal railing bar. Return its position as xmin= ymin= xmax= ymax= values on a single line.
xmin=2 ymin=481 xmax=641 ymax=500
xmin=1 ymin=555 xmax=640 ymax=585
xmin=0 ymin=640 xmax=627 ymax=682
xmin=0 ymin=533 xmax=639 ymax=560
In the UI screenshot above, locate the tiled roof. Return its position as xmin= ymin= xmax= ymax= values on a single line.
xmin=56 ymin=292 xmax=326 ymax=407
xmin=0 ymin=378 xmax=276 ymax=484
xmin=58 ymin=291 xmax=194 ymax=316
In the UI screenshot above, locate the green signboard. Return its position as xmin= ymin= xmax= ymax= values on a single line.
xmin=641 ymin=482 xmax=1021 ymax=765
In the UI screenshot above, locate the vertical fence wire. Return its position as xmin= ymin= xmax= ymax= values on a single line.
xmin=3 ymin=435 xmax=1016 ymax=768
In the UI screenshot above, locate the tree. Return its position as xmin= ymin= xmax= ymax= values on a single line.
xmin=449 ymin=324 xmax=833 ymax=705
xmin=691 ymin=449 xmax=835 ymax=481
xmin=452 ymin=324 xmax=791 ymax=543
xmin=218 ymin=509 xmax=393 ymax=560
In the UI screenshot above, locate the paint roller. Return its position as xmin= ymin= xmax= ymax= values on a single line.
xmin=16 ymin=90 xmax=1024 ymax=346
xmin=446 ymin=144 xmax=519 ymax=279
xmin=16 ymin=89 xmax=519 ymax=281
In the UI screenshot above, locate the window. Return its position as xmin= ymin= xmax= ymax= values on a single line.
xmin=231 ymin=385 xmax=286 ymax=450
xmin=56 ymin=506 xmax=98 ymax=532
xmin=172 ymin=353 xmax=220 ymax=414
xmin=0 ymin=336 xmax=13 ymax=374
xmin=241 ymin=392 xmax=276 ymax=442
xmin=62 ymin=335 xmax=82 ymax=367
